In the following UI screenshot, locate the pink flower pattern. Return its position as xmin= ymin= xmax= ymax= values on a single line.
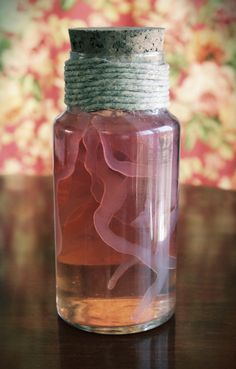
xmin=0 ymin=0 xmax=235 ymax=189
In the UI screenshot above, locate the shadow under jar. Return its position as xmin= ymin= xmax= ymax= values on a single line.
xmin=53 ymin=27 xmax=180 ymax=334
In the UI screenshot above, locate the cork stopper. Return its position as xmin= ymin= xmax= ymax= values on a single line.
xmin=69 ymin=27 xmax=164 ymax=56
xmin=65 ymin=27 xmax=169 ymax=111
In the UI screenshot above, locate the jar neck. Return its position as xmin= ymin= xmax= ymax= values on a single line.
xmin=64 ymin=51 xmax=169 ymax=113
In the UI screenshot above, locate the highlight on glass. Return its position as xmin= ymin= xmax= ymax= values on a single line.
xmin=53 ymin=27 xmax=180 ymax=334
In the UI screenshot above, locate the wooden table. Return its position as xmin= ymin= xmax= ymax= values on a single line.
xmin=0 ymin=176 xmax=236 ymax=369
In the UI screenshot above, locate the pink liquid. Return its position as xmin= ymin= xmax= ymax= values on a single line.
xmin=54 ymin=108 xmax=180 ymax=333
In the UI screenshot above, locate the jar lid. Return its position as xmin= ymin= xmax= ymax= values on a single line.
xmin=65 ymin=27 xmax=169 ymax=111
xmin=69 ymin=27 xmax=164 ymax=56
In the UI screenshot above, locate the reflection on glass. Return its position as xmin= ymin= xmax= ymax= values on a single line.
xmin=54 ymin=109 xmax=180 ymax=333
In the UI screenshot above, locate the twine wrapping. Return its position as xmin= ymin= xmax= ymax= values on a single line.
xmin=64 ymin=52 xmax=169 ymax=112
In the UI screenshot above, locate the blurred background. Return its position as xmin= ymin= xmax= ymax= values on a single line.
xmin=0 ymin=0 xmax=235 ymax=189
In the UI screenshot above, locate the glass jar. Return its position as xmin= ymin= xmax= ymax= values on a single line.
xmin=53 ymin=27 xmax=180 ymax=334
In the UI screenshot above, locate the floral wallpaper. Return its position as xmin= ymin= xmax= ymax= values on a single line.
xmin=0 ymin=0 xmax=235 ymax=189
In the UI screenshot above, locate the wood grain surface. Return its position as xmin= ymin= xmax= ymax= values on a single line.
xmin=0 ymin=176 xmax=235 ymax=369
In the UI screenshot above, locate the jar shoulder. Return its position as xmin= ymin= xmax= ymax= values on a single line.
xmin=54 ymin=108 xmax=180 ymax=135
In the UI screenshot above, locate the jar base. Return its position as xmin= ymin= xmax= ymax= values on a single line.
xmin=57 ymin=309 xmax=175 ymax=335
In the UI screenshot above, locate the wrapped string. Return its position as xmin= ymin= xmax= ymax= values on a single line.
xmin=64 ymin=52 xmax=169 ymax=112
